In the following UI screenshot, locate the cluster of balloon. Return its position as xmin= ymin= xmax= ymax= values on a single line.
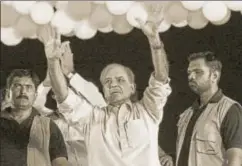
xmin=1 ymin=1 xmax=242 ymax=46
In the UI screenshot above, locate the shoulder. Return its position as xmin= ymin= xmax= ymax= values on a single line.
xmin=220 ymin=95 xmax=241 ymax=107
xmin=225 ymin=103 xmax=242 ymax=120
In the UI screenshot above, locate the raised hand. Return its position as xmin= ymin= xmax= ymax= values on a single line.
xmin=60 ymin=41 xmax=75 ymax=76
xmin=144 ymin=1 xmax=165 ymax=24
xmin=37 ymin=24 xmax=56 ymax=45
xmin=37 ymin=24 xmax=63 ymax=60
xmin=136 ymin=18 xmax=158 ymax=38
xmin=45 ymin=29 xmax=63 ymax=60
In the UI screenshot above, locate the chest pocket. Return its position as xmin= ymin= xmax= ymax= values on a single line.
xmin=127 ymin=119 xmax=149 ymax=147
xmin=195 ymin=132 xmax=219 ymax=155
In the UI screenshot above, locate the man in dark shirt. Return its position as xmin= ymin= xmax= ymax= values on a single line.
xmin=176 ymin=51 xmax=242 ymax=166
xmin=0 ymin=69 xmax=69 ymax=166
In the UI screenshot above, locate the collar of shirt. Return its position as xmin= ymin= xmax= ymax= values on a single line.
xmin=1 ymin=107 xmax=40 ymax=129
xmin=107 ymin=100 xmax=133 ymax=112
xmin=192 ymin=89 xmax=224 ymax=110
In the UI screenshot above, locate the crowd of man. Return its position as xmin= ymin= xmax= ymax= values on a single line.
xmin=1 ymin=17 xmax=242 ymax=166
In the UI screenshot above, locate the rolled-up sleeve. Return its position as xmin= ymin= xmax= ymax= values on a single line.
xmin=57 ymin=88 xmax=94 ymax=124
xmin=141 ymin=73 xmax=172 ymax=123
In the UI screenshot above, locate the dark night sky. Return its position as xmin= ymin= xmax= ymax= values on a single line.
xmin=1 ymin=11 xmax=242 ymax=157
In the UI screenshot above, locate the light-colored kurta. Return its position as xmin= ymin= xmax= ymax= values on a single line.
xmin=58 ymin=73 xmax=172 ymax=166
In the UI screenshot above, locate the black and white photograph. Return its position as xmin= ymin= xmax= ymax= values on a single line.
xmin=1 ymin=1 xmax=242 ymax=166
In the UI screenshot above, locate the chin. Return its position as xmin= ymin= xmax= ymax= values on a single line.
xmin=189 ymin=86 xmax=199 ymax=94
xmin=110 ymin=98 xmax=126 ymax=105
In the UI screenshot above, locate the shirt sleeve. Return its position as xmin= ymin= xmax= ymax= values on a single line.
xmin=57 ymin=88 xmax=97 ymax=124
xmin=220 ymin=103 xmax=242 ymax=150
xmin=69 ymin=73 xmax=107 ymax=108
xmin=141 ymin=72 xmax=172 ymax=123
xmin=33 ymin=83 xmax=53 ymax=115
xmin=49 ymin=120 xmax=68 ymax=161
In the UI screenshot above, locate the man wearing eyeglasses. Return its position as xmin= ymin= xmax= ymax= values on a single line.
xmin=176 ymin=51 xmax=242 ymax=166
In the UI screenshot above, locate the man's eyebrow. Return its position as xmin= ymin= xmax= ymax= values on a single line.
xmin=13 ymin=82 xmax=33 ymax=86
xmin=187 ymin=69 xmax=204 ymax=73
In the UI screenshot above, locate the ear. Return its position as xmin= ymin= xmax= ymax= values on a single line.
xmin=34 ymin=91 xmax=38 ymax=99
xmin=5 ymin=89 xmax=11 ymax=100
xmin=212 ymin=70 xmax=220 ymax=83
xmin=131 ymin=83 xmax=136 ymax=94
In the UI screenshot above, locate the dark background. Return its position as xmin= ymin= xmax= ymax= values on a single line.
xmin=1 ymin=11 xmax=242 ymax=159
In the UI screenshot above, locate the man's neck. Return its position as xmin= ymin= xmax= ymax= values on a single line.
xmin=199 ymin=86 xmax=219 ymax=107
xmin=10 ymin=107 xmax=33 ymax=124
xmin=109 ymin=98 xmax=130 ymax=107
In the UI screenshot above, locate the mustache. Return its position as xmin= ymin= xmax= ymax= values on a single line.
xmin=188 ymin=80 xmax=196 ymax=84
xmin=17 ymin=95 xmax=28 ymax=99
xmin=110 ymin=87 xmax=122 ymax=93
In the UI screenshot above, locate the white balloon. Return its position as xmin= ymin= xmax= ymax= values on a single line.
xmin=30 ymin=2 xmax=54 ymax=25
xmin=172 ymin=20 xmax=188 ymax=27
xmin=224 ymin=1 xmax=242 ymax=11
xmin=158 ymin=20 xmax=171 ymax=33
xmin=202 ymin=1 xmax=228 ymax=22
xmin=98 ymin=24 xmax=113 ymax=33
xmin=55 ymin=1 xmax=68 ymax=10
xmin=1 ymin=27 xmax=23 ymax=46
xmin=106 ymin=1 xmax=134 ymax=15
xmin=51 ymin=10 xmax=76 ymax=35
xmin=1 ymin=1 xmax=13 ymax=5
xmin=75 ymin=20 xmax=97 ymax=40
xmin=93 ymin=1 xmax=105 ymax=4
xmin=181 ymin=1 xmax=205 ymax=11
xmin=188 ymin=10 xmax=209 ymax=29
xmin=212 ymin=9 xmax=231 ymax=26
xmin=12 ymin=1 xmax=36 ymax=15
xmin=126 ymin=2 xmax=148 ymax=28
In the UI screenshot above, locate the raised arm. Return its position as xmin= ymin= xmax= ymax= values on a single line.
xmin=137 ymin=19 xmax=171 ymax=123
xmin=138 ymin=19 xmax=169 ymax=83
xmin=60 ymin=42 xmax=107 ymax=108
xmin=33 ymin=69 xmax=53 ymax=115
xmin=38 ymin=26 xmax=100 ymax=124
xmin=38 ymin=25 xmax=68 ymax=103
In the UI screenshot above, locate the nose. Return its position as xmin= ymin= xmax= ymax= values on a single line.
xmin=20 ymin=86 xmax=27 ymax=94
xmin=110 ymin=79 xmax=118 ymax=88
xmin=188 ymin=73 xmax=195 ymax=81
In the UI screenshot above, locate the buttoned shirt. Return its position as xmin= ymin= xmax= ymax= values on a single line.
xmin=58 ymin=73 xmax=172 ymax=166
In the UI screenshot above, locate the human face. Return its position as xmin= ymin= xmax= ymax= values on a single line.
xmin=187 ymin=58 xmax=213 ymax=95
xmin=102 ymin=66 xmax=135 ymax=105
xmin=9 ymin=76 xmax=37 ymax=110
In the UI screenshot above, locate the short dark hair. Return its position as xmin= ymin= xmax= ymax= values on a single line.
xmin=188 ymin=51 xmax=222 ymax=73
xmin=6 ymin=69 xmax=40 ymax=90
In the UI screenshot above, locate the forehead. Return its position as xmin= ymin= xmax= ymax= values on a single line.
xmin=105 ymin=66 xmax=128 ymax=79
xmin=188 ymin=58 xmax=209 ymax=71
xmin=12 ymin=76 xmax=35 ymax=85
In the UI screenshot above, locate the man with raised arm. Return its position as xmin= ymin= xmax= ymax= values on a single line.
xmin=41 ymin=19 xmax=172 ymax=166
